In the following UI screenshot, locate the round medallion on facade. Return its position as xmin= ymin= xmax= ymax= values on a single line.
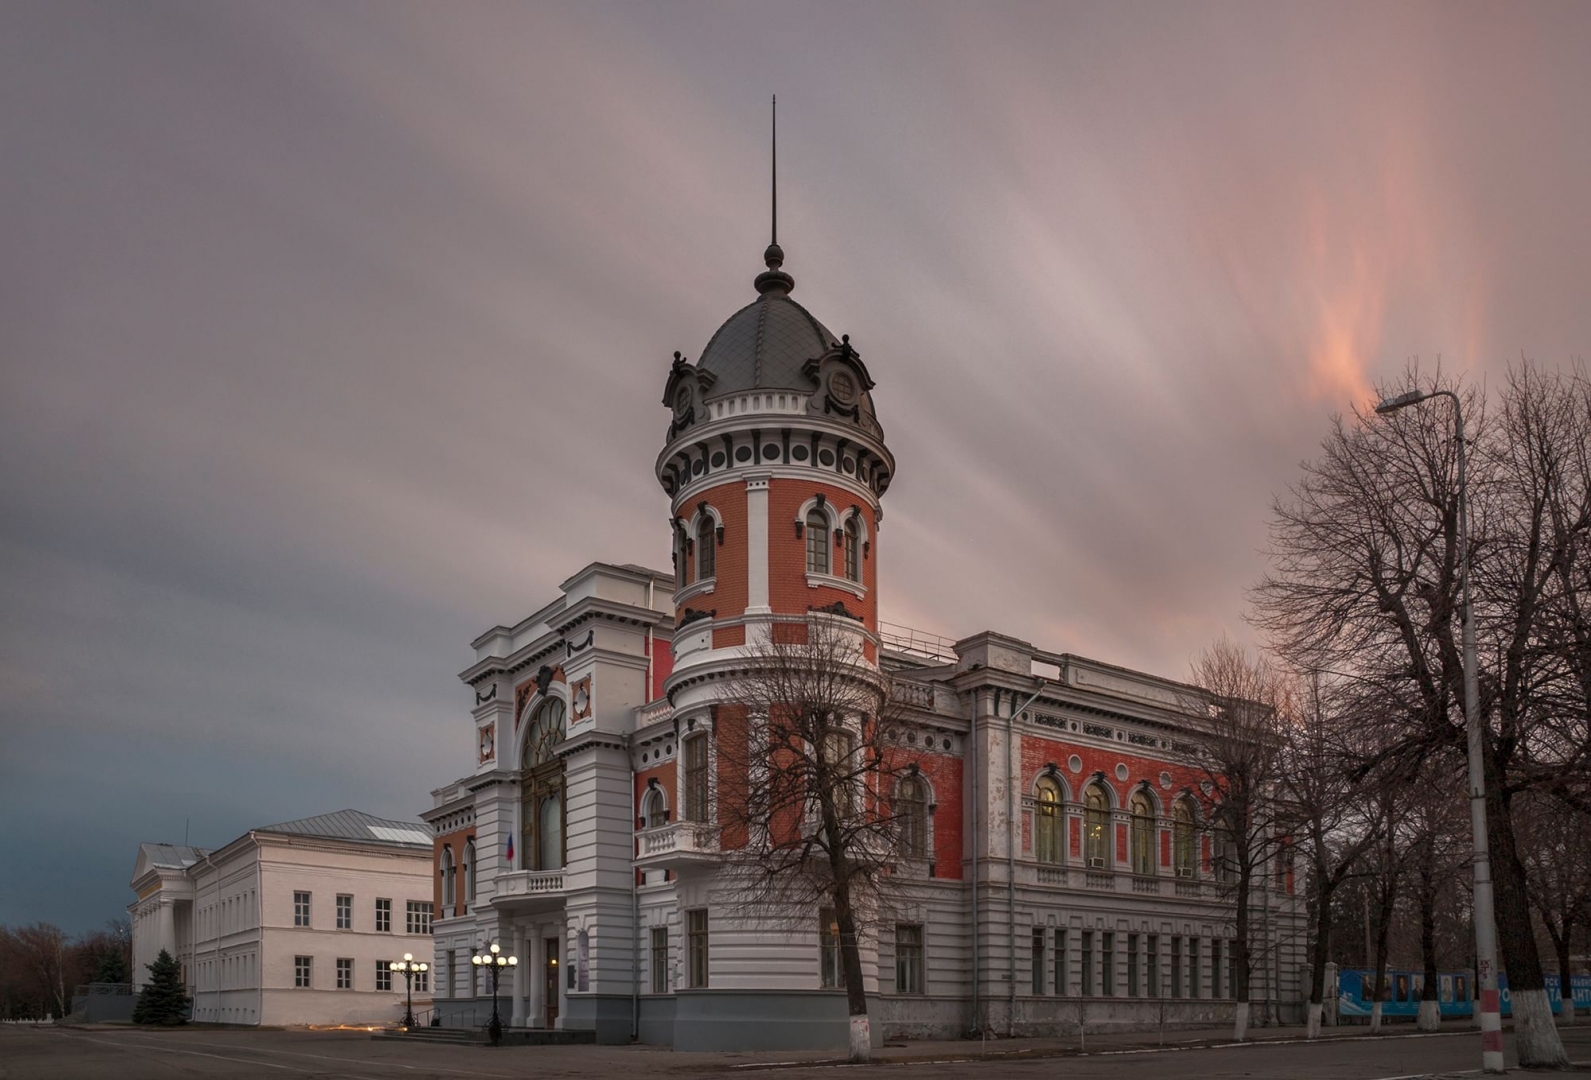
xmin=1115 ymin=763 xmax=1129 ymax=781
xmin=1159 ymin=771 xmax=1172 ymax=789
xmin=1068 ymin=755 xmax=1083 ymax=774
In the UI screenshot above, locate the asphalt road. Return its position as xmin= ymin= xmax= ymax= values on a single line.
xmin=3 ymin=1023 xmax=1590 ymax=1080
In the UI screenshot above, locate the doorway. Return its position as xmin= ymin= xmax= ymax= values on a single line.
xmin=544 ymin=937 xmax=560 ymax=1029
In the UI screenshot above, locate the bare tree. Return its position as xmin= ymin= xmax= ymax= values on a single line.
xmin=1181 ymin=638 xmax=1287 ymax=1041
xmin=6 ymin=924 xmax=71 ymax=1019
xmin=1253 ymin=361 xmax=1591 ymax=1066
xmin=710 ymin=613 xmax=911 ymax=1062
xmin=1517 ymin=792 xmax=1591 ymax=1025
xmin=1280 ymin=672 xmax=1382 ymax=1039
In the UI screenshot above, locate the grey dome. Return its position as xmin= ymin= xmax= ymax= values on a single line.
xmin=696 ymin=291 xmax=835 ymax=399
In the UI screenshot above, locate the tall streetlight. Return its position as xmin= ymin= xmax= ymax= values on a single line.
xmin=471 ymin=941 xmax=518 ymax=1046
xmin=1373 ymin=388 xmax=1503 ymax=1074
xmin=389 ymin=953 xmax=429 ymax=1029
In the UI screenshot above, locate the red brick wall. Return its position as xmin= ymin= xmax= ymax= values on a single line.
xmin=647 ymin=636 xmax=673 ymax=701
xmin=715 ymin=705 xmax=748 ymax=851
xmin=881 ymin=747 xmax=964 ymax=880
xmin=676 ymin=482 xmax=747 ymax=620
xmin=433 ymin=828 xmax=474 ymax=917
xmin=767 ymin=480 xmax=878 ymax=631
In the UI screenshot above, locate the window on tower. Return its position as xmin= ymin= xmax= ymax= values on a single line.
xmin=843 ymin=516 xmax=860 ymax=582
xmin=696 ymin=516 xmax=716 ymax=580
xmin=805 ymin=510 xmax=829 ymax=575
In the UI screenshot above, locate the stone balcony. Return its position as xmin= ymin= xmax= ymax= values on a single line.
xmin=634 ymin=821 xmax=720 ymax=870
xmin=489 ymin=869 xmax=567 ymax=911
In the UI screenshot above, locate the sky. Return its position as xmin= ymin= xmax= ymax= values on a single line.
xmin=2 ymin=1 xmax=1589 ymax=933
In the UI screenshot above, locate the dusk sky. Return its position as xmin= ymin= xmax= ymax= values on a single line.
xmin=3 ymin=1 xmax=1588 ymax=932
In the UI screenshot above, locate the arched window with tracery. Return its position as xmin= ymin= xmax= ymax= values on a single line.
xmin=806 ymin=510 xmax=830 ymax=575
xmin=441 ymin=845 xmax=456 ymax=908
xmin=1129 ymin=792 xmax=1154 ymax=875
xmin=1084 ymin=783 xmax=1110 ymax=867
xmin=843 ymin=516 xmax=860 ymax=582
xmin=1035 ymin=776 xmax=1063 ymax=864
xmin=1174 ymin=798 xmax=1197 ymax=878
xmin=696 ymin=516 xmax=716 ymax=580
xmin=520 ymin=698 xmax=567 ymax=871
xmin=463 ymin=839 xmax=476 ymax=909
xmin=896 ymin=774 xmax=928 ymax=859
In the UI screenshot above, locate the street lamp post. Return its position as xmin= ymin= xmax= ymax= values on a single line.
xmin=389 ymin=953 xmax=429 ymax=1029
xmin=1373 ymin=388 xmax=1503 ymax=1074
xmin=471 ymin=941 xmax=518 ymax=1046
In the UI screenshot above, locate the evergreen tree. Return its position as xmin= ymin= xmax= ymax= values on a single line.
xmin=132 ymin=949 xmax=189 ymax=1026
xmin=93 ymin=946 xmax=130 ymax=985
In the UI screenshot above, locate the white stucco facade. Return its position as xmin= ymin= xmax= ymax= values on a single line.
xmin=130 ymin=810 xmax=435 ymax=1026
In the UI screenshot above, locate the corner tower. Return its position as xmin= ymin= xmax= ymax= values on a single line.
xmin=657 ymin=240 xmax=895 ymax=700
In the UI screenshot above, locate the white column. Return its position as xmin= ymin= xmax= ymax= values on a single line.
xmin=528 ymin=932 xmax=544 ymax=1028
xmin=157 ymin=900 xmax=176 ymax=960
xmin=556 ymin=929 xmax=568 ymax=1029
xmin=745 ymin=475 xmax=770 ymax=615
xmin=510 ymin=924 xmax=526 ymax=1027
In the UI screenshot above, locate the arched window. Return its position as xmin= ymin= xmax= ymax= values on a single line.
xmin=806 ymin=510 xmax=830 ymax=575
xmin=520 ymin=698 xmax=567 ymax=871
xmin=463 ymin=839 xmax=476 ymax=909
xmin=696 ymin=515 xmax=716 ymax=580
xmin=1035 ymin=776 xmax=1063 ymax=865
xmin=1129 ymin=792 xmax=1154 ymax=876
xmin=843 ymin=516 xmax=860 ymax=582
xmin=896 ymin=775 xmax=928 ymax=859
xmin=1174 ymin=798 xmax=1197 ymax=878
xmin=643 ymin=785 xmax=668 ymax=829
xmin=683 ymin=734 xmax=709 ymax=823
xmin=1084 ymin=783 xmax=1110 ymax=867
xmin=441 ymin=845 xmax=456 ymax=908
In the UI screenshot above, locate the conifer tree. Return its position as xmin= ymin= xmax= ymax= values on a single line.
xmin=93 ymin=946 xmax=130 ymax=985
xmin=132 ymin=949 xmax=189 ymax=1025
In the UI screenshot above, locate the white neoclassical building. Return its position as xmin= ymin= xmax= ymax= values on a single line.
xmin=130 ymin=809 xmax=435 ymax=1026
xmin=420 ymin=234 xmax=1307 ymax=1050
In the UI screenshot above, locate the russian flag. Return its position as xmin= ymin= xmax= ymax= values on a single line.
xmin=505 ymin=834 xmax=515 ymax=865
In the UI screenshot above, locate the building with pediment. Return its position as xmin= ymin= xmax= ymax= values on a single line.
xmin=421 ymin=235 xmax=1305 ymax=1050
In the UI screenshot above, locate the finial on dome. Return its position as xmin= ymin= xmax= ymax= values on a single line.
xmin=754 ymin=95 xmax=795 ymax=295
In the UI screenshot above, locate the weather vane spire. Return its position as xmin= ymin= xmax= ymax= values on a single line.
xmin=755 ymin=93 xmax=794 ymax=295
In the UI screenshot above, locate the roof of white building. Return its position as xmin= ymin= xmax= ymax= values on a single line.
xmin=255 ymin=809 xmax=432 ymax=849
xmin=137 ymin=842 xmax=208 ymax=869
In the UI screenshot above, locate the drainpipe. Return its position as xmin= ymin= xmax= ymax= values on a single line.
xmin=1007 ymin=680 xmax=1048 ymax=1036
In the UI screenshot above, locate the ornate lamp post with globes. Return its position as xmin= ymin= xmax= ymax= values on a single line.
xmin=389 ymin=953 xmax=429 ymax=1029
xmin=471 ymin=941 xmax=518 ymax=1045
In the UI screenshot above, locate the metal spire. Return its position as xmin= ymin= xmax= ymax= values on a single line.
xmin=755 ymin=93 xmax=793 ymax=295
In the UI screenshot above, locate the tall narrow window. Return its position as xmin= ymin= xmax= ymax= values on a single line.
xmin=1214 ymin=823 xmax=1236 ymax=884
xmin=294 ymin=956 xmax=311 ymax=988
xmin=463 ymin=840 xmax=476 ymax=909
xmin=375 ymin=898 xmax=391 ymax=933
xmin=819 ymin=908 xmax=844 ymax=988
xmin=1102 ymin=932 xmax=1115 ymax=995
xmin=684 ymin=735 xmax=709 ymax=823
xmin=696 ymin=516 xmax=716 ymax=580
xmin=1031 ymin=929 xmax=1047 ymax=995
xmin=405 ymin=900 xmax=432 ymax=935
xmin=1035 ymin=776 xmax=1063 ymax=864
xmin=1081 ymin=931 xmax=1094 ymax=995
xmin=1147 ymin=935 xmax=1159 ymax=997
xmin=336 ymin=957 xmax=353 ymax=990
xmin=896 ymin=775 xmax=928 ymax=859
xmin=376 ymin=961 xmax=393 ymax=992
xmin=651 ymin=927 xmax=669 ymax=993
xmin=1174 ymin=799 xmax=1196 ymax=878
xmin=336 ymin=894 xmax=352 ymax=930
xmin=895 ymin=925 xmax=924 ymax=994
xmin=805 ymin=510 xmax=829 ymax=575
xmin=1171 ymin=937 xmax=1183 ymax=998
xmin=1056 ymin=929 xmax=1067 ymax=995
xmin=1127 ymin=933 xmax=1140 ymax=996
xmin=1084 ymin=783 xmax=1109 ymax=867
xmin=441 ymin=846 xmax=456 ymax=909
xmin=1129 ymin=792 xmax=1154 ymax=875
xmin=1190 ymin=937 xmax=1201 ymax=998
xmin=1212 ymin=938 xmax=1223 ymax=998
xmin=822 ymin=728 xmax=857 ymax=817
xmin=294 ymin=891 xmax=311 ymax=928
xmin=842 ymin=517 xmax=860 ymax=582
xmin=687 ymin=909 xmax=709 ymax=988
